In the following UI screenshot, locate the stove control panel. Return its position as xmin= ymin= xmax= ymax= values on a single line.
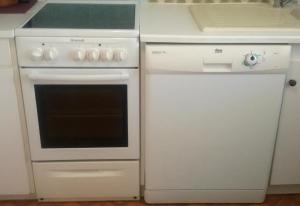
xmin=69 ymin=48 xmax=128 ymax=62
xmin=16 ymin=37 xmax=139 ymax=68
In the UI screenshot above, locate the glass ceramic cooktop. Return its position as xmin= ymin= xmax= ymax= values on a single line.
xmin=23 ymin=3 xmax=135 ymax=29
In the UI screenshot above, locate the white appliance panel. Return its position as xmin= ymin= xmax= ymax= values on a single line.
xmin=271 ymin=59 xmax=300 ymax=185
xmin=145 ymin=74 xmax=285 ymax=190
xmin=0 ymin=39 xmax=12 ymax=66
xmin=145 ymin=44 xmax=290 ymax=72
xmin=33 ymin=161 xmax=139 ymax=201
xmin=21 ymin=68 xmax=139 ymax=161
xmin=16 ymin=37 xmax=139 ymax=68
xmin=0 ymin=68 xmax=31 ymax=195
xmin=144 ymin=44 xmax=289 ymax=203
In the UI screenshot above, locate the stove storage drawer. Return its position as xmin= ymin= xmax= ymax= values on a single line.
xmin=33 ymin=161 xmax=139 ymax=201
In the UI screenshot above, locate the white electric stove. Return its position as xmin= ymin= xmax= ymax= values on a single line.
xmin=16 ymin=0 xmax=140 ymax=201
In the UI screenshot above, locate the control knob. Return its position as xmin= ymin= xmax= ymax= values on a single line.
xmin=31 ymin=48 xmax=43 ymax=61
xmin=87 ymin=48 xmax=99 ymax=61
xmin=73 ymin=48 xmax=86 ymax=61
xmin=99 ymin=48 xmax=113 ymax=61
xmin=289 ymin=79 xmax=297 ymax=87
xmin=114 ymin=48 xmax=128 ymax=62
xmin=44 ymin=47 xmax=58 ymax=61
xmin=244 ymin=53 xmax=258 ymax=66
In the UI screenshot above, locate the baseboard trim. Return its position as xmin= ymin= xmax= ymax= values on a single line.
xmin=37 ymin=197 xmax=140 ymax=202
xmin=268 ymin=185 xmax=300 ymax=194
xmin=144 ymin=189 xmax=266 ymax=203
xmin=0 ymin=194 xmax=36 ymax=200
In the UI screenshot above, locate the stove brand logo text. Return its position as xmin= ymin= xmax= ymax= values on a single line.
xmin=152 ymin=50 xmax=166 ymax=54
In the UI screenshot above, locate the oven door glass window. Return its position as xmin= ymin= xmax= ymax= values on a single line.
xmin=34 ymin=85 xmax=128 ymax=148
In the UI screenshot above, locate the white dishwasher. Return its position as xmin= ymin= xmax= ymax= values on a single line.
xmin=144 ymin=44 xmax=291 ymax=203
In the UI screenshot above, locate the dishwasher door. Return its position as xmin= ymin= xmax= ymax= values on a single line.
xmin=144 ymin=73 xmax=285 ymax=203
xmin=144 ymin=43 xmax=288 ymax=203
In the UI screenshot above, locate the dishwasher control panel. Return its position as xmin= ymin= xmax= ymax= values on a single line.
xmin=145 ymin=44 xmax=291 ymax=73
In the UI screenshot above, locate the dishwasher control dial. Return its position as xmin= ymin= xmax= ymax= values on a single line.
xmin=244 ymin=54 xmax=258 ymax=66
xmin=44 ymin=47 xmax=58 ymax=61
xmin=73 ymin=48 xmax=86 ymax=61
xmin=31 ymin=48 xmax=44 ymax=61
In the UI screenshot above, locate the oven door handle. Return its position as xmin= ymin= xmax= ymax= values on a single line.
xmin=27 ymin=72 xmax=130 ymax=82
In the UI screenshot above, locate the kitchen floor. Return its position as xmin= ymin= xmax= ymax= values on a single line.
xmin=0 ymin=195 xmax=300 ymax=206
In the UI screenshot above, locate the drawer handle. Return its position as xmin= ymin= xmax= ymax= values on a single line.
xmin=51 ymin=170 xmax=123 ymax=178
xmin=27 ymin=72 xmax=130 ymax=82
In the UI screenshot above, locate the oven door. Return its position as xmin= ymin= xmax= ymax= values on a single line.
xmin=20 ymin=68 xmax=139 ymax=161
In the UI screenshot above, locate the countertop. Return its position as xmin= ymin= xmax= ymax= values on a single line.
xmin=0 ymin=1 xmax=43 ymax=38
xmin=2 ymin=0 xmax=300 ymax=42
xmin=140 ymin=3 xmax=300 ymax=43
